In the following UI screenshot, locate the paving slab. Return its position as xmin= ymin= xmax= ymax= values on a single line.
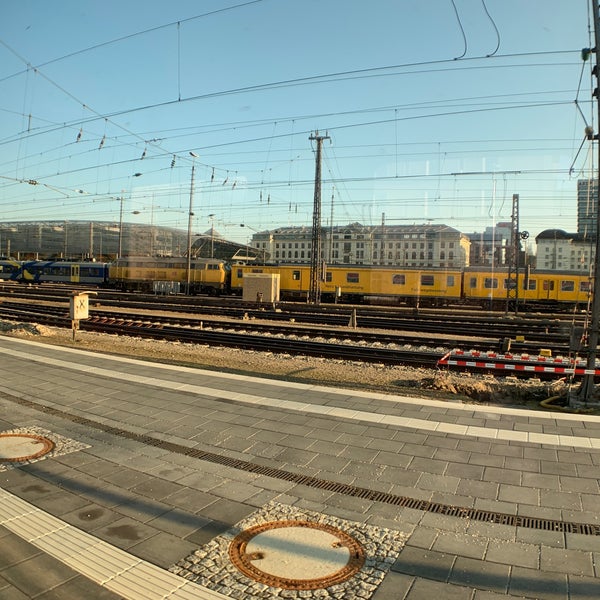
xmin=0 ymin=335 xmax=599 ymax=599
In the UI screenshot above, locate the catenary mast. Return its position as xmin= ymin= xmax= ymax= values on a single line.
xmin=308 ymin=131 xmax=330 ymax=304
xmin=575 ymin=0 xmax=600 ymax=406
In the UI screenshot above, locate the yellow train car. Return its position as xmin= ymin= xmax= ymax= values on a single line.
xmin=530 ymin=270 xmax=592 ymax=309
xmin=232 ymin=264 xmax=463 ymax=305
xmin=463 ymin=268 xmax=592 ymax=310
xmin=109 ymin=256 xmax=228 ymax=294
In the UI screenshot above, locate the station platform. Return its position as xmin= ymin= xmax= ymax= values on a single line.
xmin=0 ymin=334 xmax=599 ymax=599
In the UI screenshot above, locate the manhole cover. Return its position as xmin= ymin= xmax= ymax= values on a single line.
xmin=229 ymin=520 xmax=365 ymax=590
xmin=0 ymin=433 xmax=55 ymax=463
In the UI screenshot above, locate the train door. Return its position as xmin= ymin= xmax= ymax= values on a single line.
xmin=541 ymin=278 xmax=556 ymax=302
xmin=70 ymin=264 xmax=80 ymax=283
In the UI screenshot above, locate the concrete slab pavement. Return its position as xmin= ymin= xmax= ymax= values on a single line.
xmin=0 ymin=335 xmax=599 ymax=599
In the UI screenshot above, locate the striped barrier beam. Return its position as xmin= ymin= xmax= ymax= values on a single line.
xmin=437 ymin=351 xmax=600 ymax=376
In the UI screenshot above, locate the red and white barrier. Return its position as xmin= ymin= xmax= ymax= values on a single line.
xmin=437 ymin=350 xmax=600 ymax=376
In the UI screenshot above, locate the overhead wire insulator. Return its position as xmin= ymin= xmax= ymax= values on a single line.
xmin=76 ymin=128 xmax=82 ymax=142
xmin=170 ymin=155 xmax=176 ymax=168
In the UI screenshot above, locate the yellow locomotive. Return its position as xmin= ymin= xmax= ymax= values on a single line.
xmin=109 ymin=256 xmax=229 ymax=295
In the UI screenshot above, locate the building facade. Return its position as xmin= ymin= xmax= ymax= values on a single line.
xmin=577 ymin=179 xmax=598 ymax=238
xmin=466 ymin=223 xmax=513 ymax=267
xmin=249 ymin=223 xmax=471 ymax=268
xmin=535 ymin=229 xmax=595 ymax=271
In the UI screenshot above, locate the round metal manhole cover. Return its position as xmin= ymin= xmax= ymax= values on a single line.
xmin=229 ymin=520 xmax=365 ymax=590
xmin=0 ymin=433 xmax=55 ymax=463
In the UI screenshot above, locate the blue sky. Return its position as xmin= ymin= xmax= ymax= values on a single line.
xmin=0 ymin=0 xmax=594 ymax=248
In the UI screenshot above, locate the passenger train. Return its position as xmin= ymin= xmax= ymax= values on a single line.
xmin=0 ymin=256 xmax=593 ymax=311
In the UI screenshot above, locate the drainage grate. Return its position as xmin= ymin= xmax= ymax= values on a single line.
xmin=4 ymin=391 xmax=600 ymax=536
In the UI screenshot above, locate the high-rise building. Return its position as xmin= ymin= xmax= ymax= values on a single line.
xmin=577 ymin=179 xmax=598 ymax=238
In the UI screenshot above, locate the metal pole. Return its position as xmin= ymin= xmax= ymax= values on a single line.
xmin=576 ymin=0 xmax=600 ymax=405
xmin=186 ymin=165 xmax=195 ymax=294
xmin=308 ymin=131 xmax=330 ymax=304
xmin=117 ymin=197 xmax=123 ymax=259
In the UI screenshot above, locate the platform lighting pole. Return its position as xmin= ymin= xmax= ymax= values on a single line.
xmin=576 ymin=0 xmax=600 ymax=406
xmin=308 ymin=131 xmax=330 ymax=304
xmin=187 ymin=153 xmax=199 ymax=293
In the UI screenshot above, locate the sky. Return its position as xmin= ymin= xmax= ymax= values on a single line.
xmin=0 ymin=0 xmax=595 ymax=249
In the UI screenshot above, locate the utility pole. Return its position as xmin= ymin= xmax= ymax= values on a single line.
xmin=575 ymin=0 xmax=600 ymax=406
xmin=506 ymin=194 xmax=520 ymax=315
xmin=308 ymin=131 xmax=330 ymax=304
xmin=380 ymin=212 xmax=386 ymax=265
xmin=186 ymin=164 xmax=195 ymax=294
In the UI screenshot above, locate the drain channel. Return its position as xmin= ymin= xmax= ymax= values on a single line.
xmin=3 ymin=391 xmax=600 ymax=536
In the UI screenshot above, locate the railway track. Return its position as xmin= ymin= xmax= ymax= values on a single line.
xmin=0 ymin=301 xmax=586 ymax=379
xmin=0 ymin=300 xmax=575 ymax=355
xmin=0 ymin=303 xmax=441 ymax=368
xmin=0 ymin=284 xmax=580 ymax=342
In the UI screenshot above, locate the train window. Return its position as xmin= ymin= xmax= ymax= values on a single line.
xmin=347 ymin=272 xmax=359 ymax=283
xmin=392 ymin=274 xmax=405 ymax=285
xmin=469 ymin=277 xmax=477 ymax=288
xmin=484 ymin=278 xmax=498 ymax=289
xmin=325 ymin=272 xmax=332 ymax=282
xmin=580 ymin=281 xmax=591 ymax=292
xmin=292 ymin=270 xmax=301 ymax=281
xmin=236 ymin=268 xmax=243 ymax=278
xmin=561 ymin=280 xmax=575 ymax=292
xmin=543 ymin=280 xmax=555 ymax=291
xmin=420 ymin=274 xmax=434 ymax=286
xmin=524 ymin=279 xmax=536 ymax=290
xmin=504 ymin=279 xmax=517 ymax=290
xmin=447 ymin=275 xmax=455 ymax=286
